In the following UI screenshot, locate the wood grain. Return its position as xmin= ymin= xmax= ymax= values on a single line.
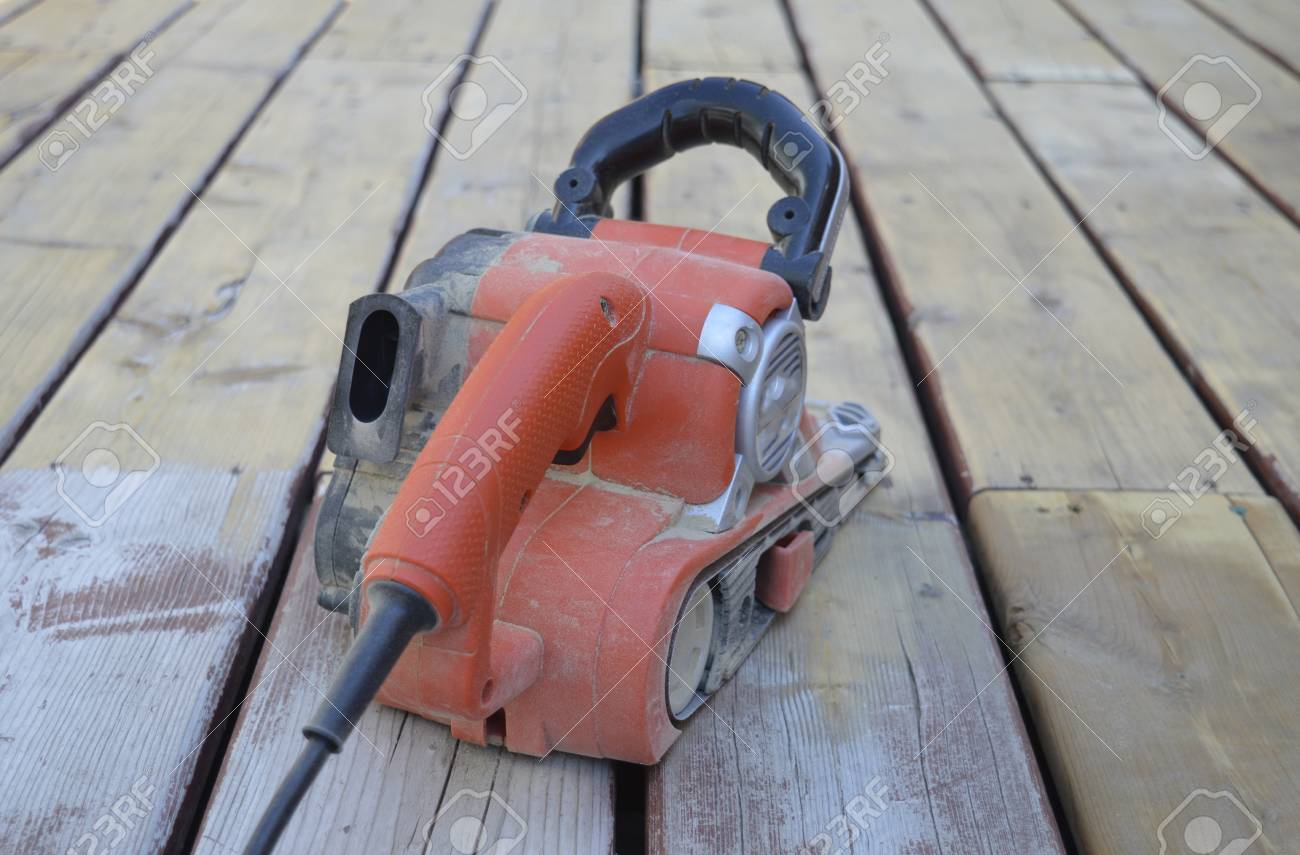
xmin=1185 ymin=0 xmax=1300 ymax=75
xmin=982 ymin=79 xmax=1300 ymax=520
xmin=387 ymin=0 xmax=638 ymax=289
xmin=0 ymin=0 xmax=196 ymax=166
xmin=643 ymin=0 xmax=804 ymax=74
xmin=649 ymin=515 xmax=1064 ymax=854
xmin=0 ymin=1 xmax=485 ymax=849
xmin=969 ymin=490 xmax=1300 ymax=854
xmin=1058 ymin=0 xmax=1300 ymax=224
xmin=787 ymin=0 xmax=1259 ymax=500
xmin=922 ymin=0 xmax=1133 ymax=83
xmin=0 ymin=0 xmax=340 ymax=459
xmin=0 ymin=0 xmax=41 ymax=26
xmin=642 ymin=12 xmax=1062 ymax=852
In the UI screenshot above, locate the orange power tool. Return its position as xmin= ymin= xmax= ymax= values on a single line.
xmin=247 ymin=78 xmax=886 ymax=852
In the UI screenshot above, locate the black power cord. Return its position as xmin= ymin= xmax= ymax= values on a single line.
xmin=243 ymin=581 xmax=439 ymax=855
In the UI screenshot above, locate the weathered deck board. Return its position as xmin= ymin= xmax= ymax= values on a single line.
xmin=641 ymin=7 xmax=1063 ymax=851
xmin=983 ymin=80 xmax=1300 ymax=518
xmin=787 ymin=0 xmax=1258 ymax=500
xmin=1056 ymin=0 xmax=1300 ymax=224
xmin=387 ymin=0 xmax=637 ymax=287
xmin=0 ymin=0 xmax=340 ymax=459
xmin=924 ymin=0 xmax=1300 ymax=522
xmin=969 ymin=491 xmax=1300 ymax=853
xmin=0 ymin=0 xmax=196 ymax=166
xmin=0 ymin=0 xmax=40 ymax=25
xmin=922 ymin=0 xmax=1131 ymax=83
xmin=0 ymin=0 xmax=487 ymax=849
xmin=1185 ymin=0 xmax=1300 ymax=75
xmin=0 ymin=1 xmax=1294 ymax=853
xmin=196 ymin=0 xmax=638 ymax=851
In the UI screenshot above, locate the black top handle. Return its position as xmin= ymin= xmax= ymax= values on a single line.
xmin=530 ymin=77 xmax=848 ymax=320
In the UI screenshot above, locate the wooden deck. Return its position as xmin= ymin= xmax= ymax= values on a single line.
xmin=1 ymin=0 xmax=1297 ymax=852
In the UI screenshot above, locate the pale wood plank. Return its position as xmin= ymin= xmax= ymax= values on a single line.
xmin=649 ymin=515 xmax=1064 ymax=854
xmin=983 ymin=79 xmax=1300 ymax=520
xmin=1058 ymin=0 xmax=1300 ymax=223
xmin=0 ymin=3 xmax=487 ymax=849
xmin=641 ymin=18 xmax=1062 ymax=852
xmin=194 ymin=490 xmax=613 ymax=855
xmin=1184 ymin=0 xmax=1300 ymax=77
xmin=0 ymin=0 xmax=340 ymax=458
xmin=644 ymin=0 xmax=803 ymax=74
xmin=969 ymin=490 xmax=1300 ymax=854
xmin=923 ymin=0 xmax=1133 ymax=83
xmin=788 ymin=0 xmax=1259 ymax=498
xmin=388 ymin=0 xmax=638 ymax=288
xmin=0 ymin=0 xmax=195 ymax=164
xmin=0 ymin=0 xmax=41 ymax=26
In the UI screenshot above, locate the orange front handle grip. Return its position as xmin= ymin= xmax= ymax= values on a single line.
xmin=362 ymin=270 xmax=651 ymax=718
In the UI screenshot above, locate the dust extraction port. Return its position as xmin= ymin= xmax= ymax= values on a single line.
xmin=348 ymin=309 xmax=400 ymax=423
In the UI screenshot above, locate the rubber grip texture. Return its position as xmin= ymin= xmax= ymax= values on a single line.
xmin=364 ymin=271 xmax=650 ymax=628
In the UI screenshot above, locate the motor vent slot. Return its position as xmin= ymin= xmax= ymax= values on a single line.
xmin=736 ymin=310 xmax=807 ymax=483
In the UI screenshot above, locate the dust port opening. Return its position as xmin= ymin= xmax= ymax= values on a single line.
xmin=348 ymin=309 xmax=400 ymax=423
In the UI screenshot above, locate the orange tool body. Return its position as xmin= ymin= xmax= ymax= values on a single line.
xmin=365 ymin=228 xmax=818 ymax=761
xmin=247 ymin=78 xmax=885 ymax=852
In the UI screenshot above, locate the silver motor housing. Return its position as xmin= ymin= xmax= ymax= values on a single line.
xmin=686 ymin=300 xmax=807 ymax=531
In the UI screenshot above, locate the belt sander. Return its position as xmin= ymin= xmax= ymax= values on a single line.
xmin=247 ymin=77 xmax=886 ymax=852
